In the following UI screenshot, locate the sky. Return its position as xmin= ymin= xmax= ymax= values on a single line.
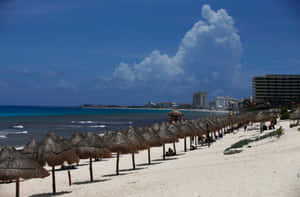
xmin=0 ymin=0 xmax=300 ymax=106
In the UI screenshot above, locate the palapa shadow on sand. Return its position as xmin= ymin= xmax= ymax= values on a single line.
xmin=136 ymin=162 xmax=162 ymax=166
xmin=73 ymin=178 xmax=111 ymax=185
xmin=94 ymin=158 xmax=110 ymax=162
xmin=174 ymin=152 xmax=186 ymax=156
xmin=152 ymin=157 xmax=178 ymax=162
xmin=102 ymin=172 xmax=135 ymax=177
xmin=49 ymin=165 xmax=78 ymax=172
xmin=29 ymin=191 xmax=71 ymax=197
xmin=119 ymin=167 xmax=146 ymax=172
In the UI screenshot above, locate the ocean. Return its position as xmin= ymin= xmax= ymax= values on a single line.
xmin=0 ymin=106 xmax=222 ymax=147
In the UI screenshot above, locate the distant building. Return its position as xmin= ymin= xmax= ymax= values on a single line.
xmin=253 ymin=74 xmax=300 ymax=106
xmin=214 ymin=96 xmax=240 ymax=110
xmin=193 ymin=91 xmax=207 ymax=108
xmin=209 ymin=100 xmax=216 ymax=110
xmin=177 ymin=104 xmax=193 ymax=109
xmin=145 ymin=101 xmax=157 ymax=108
xmin=156 ymin=102 xmax=178 ymax=108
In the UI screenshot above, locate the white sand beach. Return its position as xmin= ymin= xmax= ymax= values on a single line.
xmin=1 ymin=120 xmax=300 ymax=197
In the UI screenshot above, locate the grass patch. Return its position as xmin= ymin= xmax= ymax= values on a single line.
xmin=298 ymin=128 xmax=300 ymax=132
xmin=224 ymin=127 xmax=284 ymax=153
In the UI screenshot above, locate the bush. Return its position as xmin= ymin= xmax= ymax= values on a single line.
xmin=224 ymin=127 xmax=284 ymax=153
xmin=281 ymin=112 xmax=290 ymax=120
xmin=280 ymin=107 xmax=288 ymax=114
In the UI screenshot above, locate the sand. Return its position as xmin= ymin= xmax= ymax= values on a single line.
xmin=1 ymin=120 xmax=300 ymax=197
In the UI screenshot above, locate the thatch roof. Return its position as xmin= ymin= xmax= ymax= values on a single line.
xmin=168 ymin=110 xmax=184 ymax=117
xmin=157 ymin=122 xmax=177 ymax=144
xmin=254 ymin=111 xmax=273 ymax=122
xmin=37 ymin=133 xmax=80 ymax=167
xmin=124 ymin=126 xmax=148 ymax=150
xmin=70 ymin=132 xmax=112 ymax=159
xmin=174 ymin=121 xmax=193 ymax=137
xmin=139 ymin=126 xmax=163 ymax=147
xmin=103 ymin=130 xmax=135 ymax=154
xmin=0 ymin=146 xmax=49 ymax=181
xmin=290 ymin=108 xmax=300 ymax=120
xmin=167 ymin=123 xmax=181 ymax=138
xmin=22 ymin=139 xmax=39 ymax=159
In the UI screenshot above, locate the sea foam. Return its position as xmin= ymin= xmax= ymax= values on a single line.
xmin=12 ymin=125 xmax=24 ymax=129
xmin=76 ymin=121 xmax=95 ymax=124
xmin=89 ymin=125 xmax=107 ymax=128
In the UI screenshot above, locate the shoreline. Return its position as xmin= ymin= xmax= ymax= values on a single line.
xmin=81 ymin=106 xmax=230 ymax=113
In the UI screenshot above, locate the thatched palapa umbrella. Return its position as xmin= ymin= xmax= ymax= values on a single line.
xmin=290 ymin=108 xmax=300 ymax=120
xmin=21 ymin=139 xmax=39 ymax=160
xmin=70 ymin=132 xmax=111 ymax=182
xmin=0 ymin=146 xmax=49 ymax=197
xmin=37 ymin=133 xmax=79 ymax=194
xmin=103 ymin=130 xmax=137 ymax=175
xmin=137 ymin=126 xmax=162 ymax=165
xmin=125 ymin=126 xmax=148 ymax=169
xmin=156 ymin=122 xmax=178 ymax=160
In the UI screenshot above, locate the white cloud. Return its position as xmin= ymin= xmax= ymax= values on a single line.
xmin=113 ymin=4 xmax=241 ymax=83
xmin=99 ymin=4 xmax=243 ymax=101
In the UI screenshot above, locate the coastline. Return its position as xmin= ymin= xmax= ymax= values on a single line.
xmin=81 ymin=106 xmax=230 ymax=114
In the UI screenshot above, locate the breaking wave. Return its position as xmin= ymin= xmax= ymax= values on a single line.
xmin=88 ymin=125 xmax=107 ymax=128
xmin=12 ymin=125 xmax=24 ymax=129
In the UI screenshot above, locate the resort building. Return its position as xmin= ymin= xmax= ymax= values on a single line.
xmin=192 ymin=91 xmax=207 ymax=108
xmin=253 ymin=74 xmax=300 ymax=106
xmin=211 ymin=96 xmax=240 ymax=110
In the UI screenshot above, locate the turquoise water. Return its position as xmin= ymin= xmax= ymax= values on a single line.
xmin=0 ymin=106 xmax=173 ymax=117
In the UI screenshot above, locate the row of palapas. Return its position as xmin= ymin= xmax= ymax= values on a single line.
xmin=290 ymin=107 xmax=300 ymax=127
xmin=0 ymin=111 xmax=275 ymax=197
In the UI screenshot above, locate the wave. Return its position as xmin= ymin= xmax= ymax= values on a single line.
xmin=15 ymin=131 xmax=28 ymax=134
xmin=88 ymin=125 xmax=107 ymax=128
xmin=12 ymin=125 xmax=24 ymax=129
xmin=0 ymin=135 xmax=7 ymax=139
xmin=72 ymin=121 xmax=96 ymax=124
xmin=0 ymin=129 xmax=29 ymax=136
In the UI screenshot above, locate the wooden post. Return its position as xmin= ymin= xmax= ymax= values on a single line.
xmin=163 ymin=144 xmax=165 ymax=160
xmin=207 ymin=123 xmax=210 ymax=148
xmin=132 ymin=153 xmax=136 ymax=170
xmin=89 ymin=157 xmax=93 ymax=182
xmin=184 ymin=137 xmax=187 ymax=152
xmin=68 ymin=170 xmax=72 ymax=186
xmin=116 ymin=152 xmax=120 ymax=175
xmin=16 ymin=178 xmax=20 ymax=197
xmin=148 ymin=147 xmax=151 ymax=165
xmin=173 ymin=142 xmax=176 ymax=155
xmin=52 ymin=166 xmax=56 ymax=194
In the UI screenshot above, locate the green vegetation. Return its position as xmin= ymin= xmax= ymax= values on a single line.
xmin=280 ymin=107 xmax=290 ymax=120
xmin=298 ymin=128 xmax=300 ymax=132
xmin=224 ymin=127 xmax=284 ymax=153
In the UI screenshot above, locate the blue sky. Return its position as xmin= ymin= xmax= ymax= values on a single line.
xmin=0 ymin=0 xmax=299 ymax=106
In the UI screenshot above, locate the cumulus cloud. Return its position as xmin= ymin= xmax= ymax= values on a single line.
xmin=98 ymin=4 xmax=243 ymax=102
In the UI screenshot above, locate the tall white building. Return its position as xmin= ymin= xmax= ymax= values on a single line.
xmin=193 ymin=91 xmax=207 ymax=108
xmin=215 ymin=96 xmax=239 ymax=110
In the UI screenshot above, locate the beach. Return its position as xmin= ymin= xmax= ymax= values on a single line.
xmin=1 ymin=119 xmax=300 ymax=197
